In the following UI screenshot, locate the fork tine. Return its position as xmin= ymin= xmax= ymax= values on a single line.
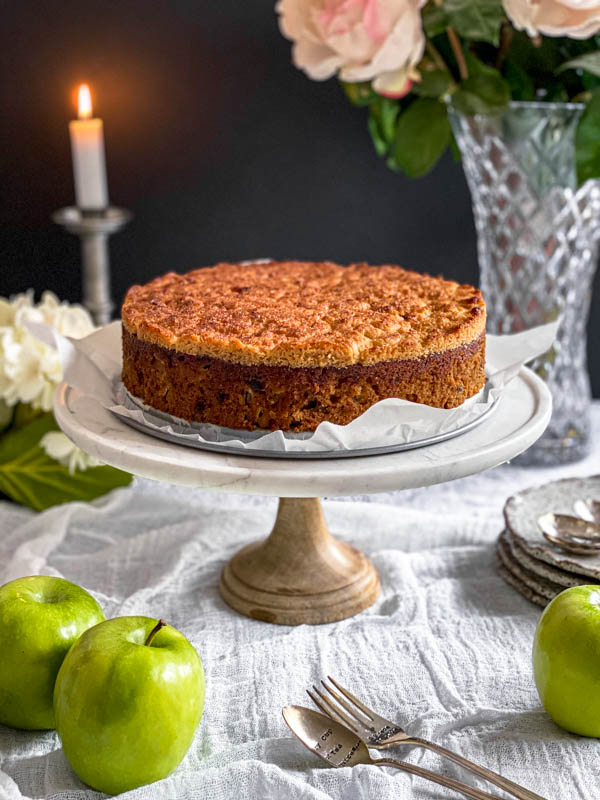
xmin=308 ymin=685 xmax=361 ymax=734
xmin=306 ymin=689 xmax=348 ymax=728
xmin=321 ymin=678 xmax=374 ymax=728
xmin=306 ymin=689 xmax=331 ymax=718
xmin=327 ymin=675 xmax=375 ymax=721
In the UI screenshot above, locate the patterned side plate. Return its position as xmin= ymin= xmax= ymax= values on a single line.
xmin=503 ymin=528 xmax=592 ymax=588
xmin=504 ymin=475 xmax=600 ymax=579
xmin=496 ymin=554 xmax=548 ymax=608
xmin=496 ymin=531 xmax=565 ymax=606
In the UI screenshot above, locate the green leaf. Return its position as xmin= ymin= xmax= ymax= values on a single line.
xmin=368 ymin=97 xmax=400 ymax=156
xmin=342 ymin=81 xmax=378 ymax=107
xmin=0 ymin=413 xmax=132 ymax=512
xmin=422 ymin=2 xmax=505 ymax=46
xmin=368 ymin=114 xmax=388 ymax=156
xmin=414 ymin=69 xmax=453 ymax=98
xmin=558 ymin=52 xmax=600 ymax=78
xmin=385 ymin=153 xmax=402 ymax=172
xmin=503 ymin=59 xmax=535 ymax=101
xmin=451 ymin=73 xmax=511 ymax=116
xmin=422 ymin=3 xmax=448 ymax=37
xmin=0 ymin=401 xmax=13 ymax=434
xmin=463 ymin=50 xmax=501 ymax=79
xmin=379 ymin=98 xmax=401 ymax=144
xmin=582 ymin=70 xmax=600 ymax=92
xmin=444 ymin=0 xmax=505 ymax=45
xmin=449 ymin=131 xmax=461 ymax=162
xmin=393 ymin=98 xmax=451 ymax=178
xmin=576 ymin=90 xmax=600 ymax=184
xmin=12 ymin=402 xmax=44 ymax=429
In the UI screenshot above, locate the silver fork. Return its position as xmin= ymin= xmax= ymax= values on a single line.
xmin=308 ymin=676 xmax=548 ymax=800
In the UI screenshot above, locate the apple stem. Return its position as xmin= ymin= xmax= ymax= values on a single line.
xmin=145 ymin=619 xmax=167 ymax=647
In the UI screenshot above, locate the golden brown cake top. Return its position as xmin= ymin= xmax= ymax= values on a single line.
xmin=122 ymin=261 xmax=486 ymax=367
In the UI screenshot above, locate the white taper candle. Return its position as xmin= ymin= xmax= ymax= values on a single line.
xmin=69 ymin=84 xmax=108 ymax=212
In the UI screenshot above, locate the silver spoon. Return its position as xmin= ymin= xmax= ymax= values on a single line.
xmin=538 ymin=512 xmax=600 ymax=555
xmin=574 ymin=498 xmax=600 ymax=525
xmin=282 ymin=705 xmax=503 ymax=800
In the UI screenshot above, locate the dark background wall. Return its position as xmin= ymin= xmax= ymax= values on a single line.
xmin=1 ymin=0 xmax=598 ymax=395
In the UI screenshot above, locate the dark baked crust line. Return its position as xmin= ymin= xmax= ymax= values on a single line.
xmin=121 ymin=328 xmax=486 ymax=432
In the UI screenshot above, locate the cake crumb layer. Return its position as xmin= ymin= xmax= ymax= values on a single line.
xmin=122 ymin=328 xmax=486 ymax=432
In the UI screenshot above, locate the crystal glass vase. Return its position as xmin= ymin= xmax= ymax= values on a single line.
xmin=449 ymin=102 xmax=600 ymax=465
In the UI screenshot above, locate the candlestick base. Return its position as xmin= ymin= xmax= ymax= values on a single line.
xmin=53 ymin=206 xmax=132 ymax=326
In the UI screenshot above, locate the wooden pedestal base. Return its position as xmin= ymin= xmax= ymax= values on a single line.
xmin=219 ymin=497 xmax=380 ymax=625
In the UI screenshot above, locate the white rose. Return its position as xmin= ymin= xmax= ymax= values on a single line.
xmin=276 ymin=0 xmax=426 ymax=97
xmin=504 ymin=0 xmax=600 ymax=37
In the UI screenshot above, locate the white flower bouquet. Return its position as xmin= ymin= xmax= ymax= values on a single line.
xmin=277 ymin=0 xmax=600 ymax=179
xmin=0 ymin=292 xmax=131 ymax=511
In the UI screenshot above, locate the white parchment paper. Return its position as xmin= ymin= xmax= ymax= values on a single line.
xmin=33 ymin=320 xmax=557 ymax=454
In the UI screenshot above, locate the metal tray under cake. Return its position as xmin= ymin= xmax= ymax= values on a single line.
xmin=108 ymin=383 xmax=501 ymax=460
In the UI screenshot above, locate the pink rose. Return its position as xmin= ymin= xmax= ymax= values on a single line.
xmin=503 ymin=0 xmax=600 ymax=37
xmin=276 ymin=0 xmax=426 ymax=97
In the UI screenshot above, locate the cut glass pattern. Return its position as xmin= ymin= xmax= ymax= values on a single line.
xmin=449 ymin=103 xmax=600 ymax=464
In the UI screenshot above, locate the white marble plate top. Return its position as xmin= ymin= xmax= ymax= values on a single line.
xmin=54 ymin=369 xmax=552 ymax=497
xmin=54 ymin=369 xmax=551 ymax=497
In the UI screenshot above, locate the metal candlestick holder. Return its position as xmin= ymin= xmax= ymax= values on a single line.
xmin=53 ymin=206 xmax=132 ymax=326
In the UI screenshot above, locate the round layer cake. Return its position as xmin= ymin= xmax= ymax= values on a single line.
xmin=121 ymin=260 xmax=486 ymax=432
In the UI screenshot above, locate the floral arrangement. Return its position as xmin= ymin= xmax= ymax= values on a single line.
xmin=0 ymin=291 xmax=131 ymax=511
xmin=276 ymin=0 xmax=600 ymax=180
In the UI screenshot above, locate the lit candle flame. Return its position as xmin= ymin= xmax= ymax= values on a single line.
xmin=77 ymin=84 xmax=93 ymax=120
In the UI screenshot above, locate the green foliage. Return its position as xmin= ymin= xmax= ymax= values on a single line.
xmin=393 ymin=98 xmax=451 ymax=177
xmin=0 ymin=401 xmax=13 ymax=434
xmin=368 ymin=96 xmax=400 ymax=157
xmin=414 ymin=69 xmax=453 ymax=98
xmin=582 ymin=70 xmax=600 ymax=92
xmin=342 ymin=81 xmax=378 ymax=107
xmin=464 ymin=49 xmax=502 ymax=78
xmin=12 ymin=402 xmax=44 ymax=429
xmin=576 ymin=90 xmax=600 ymax=183
xmin=504 ymin=32 xmax=594 ymax=98
xmin=558 ymin=52 xmax=600 ymax=78
xmin=445 ymin=0 xmax=506 ymax=46
xmin=0 ymin=413 xmax=132 ymax=512
xmin=422 ymin=4 xmax=447 ymax=38
xmin=451 ymin=72 xmax=511 ymax=115
xmin=423 ymin=0 xmax=505 ymax=45
xmin=503 ymin=59 xmax=536 ymax=101
xmin=449 ymin=132 xmax=461 ymax=162
xmin=338 ymin=10 xmax=600 ymax=185
xmin=367 ymin=115 xmax=388 ymax=157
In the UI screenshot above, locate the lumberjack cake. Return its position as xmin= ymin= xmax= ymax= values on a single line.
xmin=121 ymin=261 xmax=486 ymax=432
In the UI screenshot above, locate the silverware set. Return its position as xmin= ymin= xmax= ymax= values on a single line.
xmin=538 ymin=498 xmax=600 ymax=555
xmin=284 ymin=676 xmax=547 ymax=800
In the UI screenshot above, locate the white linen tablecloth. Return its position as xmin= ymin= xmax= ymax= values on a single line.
xmin=1 ymin=403 xmax=600 ymax=800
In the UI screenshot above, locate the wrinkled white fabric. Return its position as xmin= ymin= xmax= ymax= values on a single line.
xmin=1 ymin=404 xmax=599 ymax=800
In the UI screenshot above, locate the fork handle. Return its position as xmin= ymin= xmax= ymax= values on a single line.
xmin=375 ymin=757 xmax=503 ymax=800
xmin=409 ymin=738 xmax=548 ymax=800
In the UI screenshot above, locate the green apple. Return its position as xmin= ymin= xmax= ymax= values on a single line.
xmin=533 ymin=585 xmax=600 ymax=736
xmin=54 ymin=616 xmax=205 ymax=795
xmin=0 ymin=575 xmax=105 ymax=730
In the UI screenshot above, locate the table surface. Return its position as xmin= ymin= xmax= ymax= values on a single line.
xmin=1 ymin=402 xmax=599 ymax=800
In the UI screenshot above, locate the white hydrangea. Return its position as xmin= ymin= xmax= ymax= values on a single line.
xmin=0 ymin=292 xmax=100 ymax=474
xmin=0 ymin=291 xmax=95 ymax=412
xmin=40 ymin=431 xmax=102 ymax=475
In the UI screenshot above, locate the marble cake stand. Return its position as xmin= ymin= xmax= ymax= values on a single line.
xmin=54 ymin=368 xmax=551 ymax=626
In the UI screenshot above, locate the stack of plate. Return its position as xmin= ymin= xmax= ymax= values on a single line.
xmin=497 ymin=475 xmax=600 ymax=607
